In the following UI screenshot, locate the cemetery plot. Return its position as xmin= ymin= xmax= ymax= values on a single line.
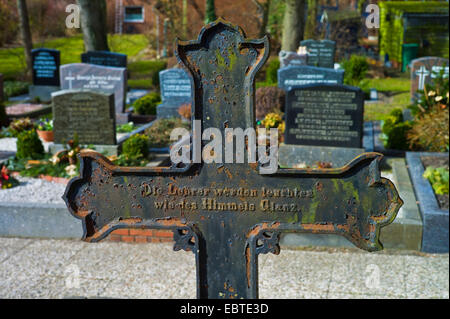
xmin=284 ymin=84 xmax=364 ymax=148
xmin=63 ymin=20 xmax=402 ymax=299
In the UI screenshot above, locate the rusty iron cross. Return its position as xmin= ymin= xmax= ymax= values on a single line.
xmin=63 ymin=20 xmax=403 ymax=299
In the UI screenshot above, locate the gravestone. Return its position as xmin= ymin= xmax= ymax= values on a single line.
xmin=156 ymin=68 xmax=193 ymax=119
xmin=280 ymin=84 xmax=365 ymax=168
xmin=81 ymin=51 xmax=127 ymax=68
xmin=52 ymin=90 xmax=116 ymax=146
xmin=63 ymin=20 xmax=402 ymax=299
xmin=300 ymin=39 xmax=336 ymax=69
xmin=29 ymin=48 xmax=61 ymax=102
xmin=410 ymin=57 xmax=449 ymax=101
xmin=278 ymin=65 xmax=344 ymax=91
xmin=284 ymin=84 xmax=364 ymax=148
xmin=60 ymin=63 xmax=129 ymax=124
xmin=279 ymin=50 xmax=308 ymax=68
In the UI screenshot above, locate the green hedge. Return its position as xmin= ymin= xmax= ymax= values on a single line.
xmin=379 ymin=1 xmax=449 ymax=64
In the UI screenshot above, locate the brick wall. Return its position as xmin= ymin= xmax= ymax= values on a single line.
xmin=108 ymin=228 xmax=174 ymax=243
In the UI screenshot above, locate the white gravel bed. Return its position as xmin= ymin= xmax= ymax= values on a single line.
xmin=0 ymin=138 xmax=17 ymax=152
xmin=0 ymin=175 xmax=66 ymax=205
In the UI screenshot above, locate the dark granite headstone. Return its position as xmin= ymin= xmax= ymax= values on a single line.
xmin=156 ymin=68 xmax=193 ymax=119
xmin=278 ymin=65 xmax=344 ymax=91
xmin=60 ymin=63 xmax=127 ymax=120
xmin=410 ymin=57 xmax=449 ymax=101
xmin=300 ymin=39 xmax=336 ymax=69
xmin=81 ymin=51 xmax=127 ymax=68
xmin=284 ymin=84 xmax=364 ymax=148
xmin=52 ymin=90 xmax=116 ymax=145
xmin=279 ymin=50 xmax=308 ymax=68
xmin=32 ymin=48 xmax=60 ymax=86
xmin=29 ymin=48 xmax=61 ymax=102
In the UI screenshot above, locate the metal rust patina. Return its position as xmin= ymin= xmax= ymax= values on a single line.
xmin=63 ymin=19 xmax=403 ymax=299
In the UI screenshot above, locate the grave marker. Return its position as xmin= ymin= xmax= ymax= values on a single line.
xmin=52 ymin=90 xmax=116 ymax=145
xmin=64 ymin=20 xmax=402 ymax=299
xmin=410 ymin=57 xmax=449 ymax=101
xmin=279 ymin=50 xmax=308 ymax=68
xmin=157 ymin=68 xmax=193 ymax=119
xmin=300 ymin=39 xmax=336 ymax=69
xmin=278 ymin=65 xmax=344 ymax=91
xmin=60 ymin=63 xmax=129 ymax=123
xmin=29 ymin=48 xmax=61 ymax=102
xmin=284 ymin=84 xmax=364 ymax=148
xmin=81 ymin=51 xmax=127 ymax=68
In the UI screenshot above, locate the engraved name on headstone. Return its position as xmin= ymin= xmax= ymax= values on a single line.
xmin=278 ymin=65 xmax=344 ymax=91
xmin=157 ymin=68 xmax=193 ymax=119
xmin=32 ymin=48 xmax=61 ymax=86
xmin=81 ymin=51 xmax=128 ymax=68
xmin=300 ymin=39 xmax=336 ymax=69
xmin=284 ymin=84 xmax=364 ymax=148
xmin=52 ymin=90 xmax=116 ymax=145
xmin=60 ymin=63 xmax=127 ymax=116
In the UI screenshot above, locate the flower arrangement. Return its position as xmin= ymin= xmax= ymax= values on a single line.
xmin=36 ymin=118 xmax=53 ymax=131
xmin=0 ymin=165 xmax=19 ymax=189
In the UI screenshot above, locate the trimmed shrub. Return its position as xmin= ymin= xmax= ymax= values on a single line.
xmin=16 ymin=129 xmax=45 ymax=160
xmin=341 ymin=55 xmax=369 ymax=86
xmin=255 ymin=87 xmax=285 ymax=120
xmin=381 ymin=108 xmax=412 ymax=150
xmin=122 ymin=134 xmax=150 ymax=159
xmin=133 ymin=92 xmax=161 ymax=115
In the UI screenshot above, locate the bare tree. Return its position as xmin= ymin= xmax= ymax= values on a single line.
xmin=281 ymin=0 xmax=306 ymax=52
xmin=77 ymin=0 xmax=109 ymax=52
xmin=252 ymin=0 xmax=271 ymax=38
xmin=16 ymin=0 xmax=33 ymax=77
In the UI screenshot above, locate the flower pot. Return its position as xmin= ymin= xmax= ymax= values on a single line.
xmin=36 ymin=130 xmax=54 ymax=142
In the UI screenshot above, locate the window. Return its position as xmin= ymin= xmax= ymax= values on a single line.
xmin=124 ymin=6 xmax=144 ymax=23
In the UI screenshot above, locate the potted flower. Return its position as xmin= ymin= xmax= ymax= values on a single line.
xmin=36 ymin=118 xmax=54 ymax=142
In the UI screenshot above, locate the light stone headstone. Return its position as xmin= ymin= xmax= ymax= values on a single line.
xmin=52 ymin=89 xmax=116 ymax=145
xmin=60 ymin=63 xmax=127 ymax=121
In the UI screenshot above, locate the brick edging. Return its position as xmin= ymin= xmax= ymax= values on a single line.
xmin=108 ymin=228 xmax=174 ymax=243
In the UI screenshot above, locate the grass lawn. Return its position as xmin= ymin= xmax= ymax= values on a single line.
xmin=365 ymin=76 xmax=410 ymax=93
xmin=0 ymin=34 xmax=149 ymax=80
xmin=364 ymin=92 xmax=411 ymax=122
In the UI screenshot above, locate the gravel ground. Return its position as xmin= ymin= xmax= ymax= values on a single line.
xmin=0 ymin=138 xmax=16 ymax=152
xmin=0 ymin=238 xmax=447 ymax=299
xmin=0 ymin=175 xmax=66 ymax=205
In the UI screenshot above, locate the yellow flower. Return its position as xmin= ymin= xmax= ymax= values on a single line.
xmin=428 ymin=90 xmax=436 ymax=97
xmin=435 ymin=96 xmax=443 ymax=102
